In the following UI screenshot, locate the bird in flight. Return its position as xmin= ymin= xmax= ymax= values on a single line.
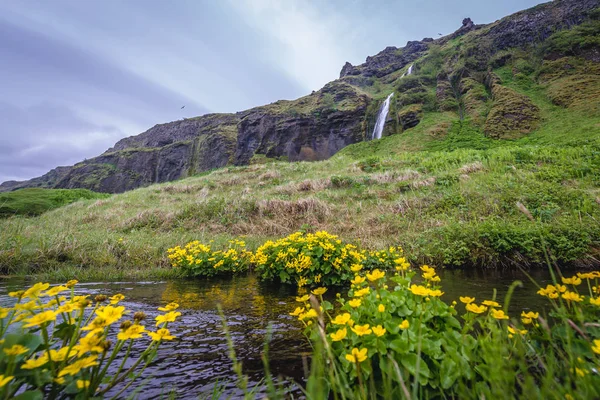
xmin=181 ymin=105 xmax=186 ymax=109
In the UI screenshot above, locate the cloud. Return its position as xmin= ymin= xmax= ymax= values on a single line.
xmin=0 ymin=102 xmax=125 ymax=183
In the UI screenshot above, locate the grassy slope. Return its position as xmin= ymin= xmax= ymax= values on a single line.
xmin=0 ymin=188 xmax=109 ymax=218
xmin=1 ymin=22 xmax=599 ymax=280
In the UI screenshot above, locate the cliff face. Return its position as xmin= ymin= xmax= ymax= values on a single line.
xmin=2 ymin=0 xmax=598 ymax=194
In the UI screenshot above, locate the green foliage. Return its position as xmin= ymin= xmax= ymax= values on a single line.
xmin=0 ymin=189 xmax=109 ymax=218
xmin=167 ymin=239 xmax=250 ymax=277
xmin=540 ymin=20 xmax=600 ymax=56
xmin=426 ymin=121 xmax=495 ymax=151
xmin=295 ymin=265 xmax=600 ymax=399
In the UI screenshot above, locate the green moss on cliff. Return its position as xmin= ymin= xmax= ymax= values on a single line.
xmin=0 ymin=188 xmax=109 ymax=218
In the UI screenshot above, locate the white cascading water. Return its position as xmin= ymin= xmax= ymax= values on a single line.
xmin=371 ymin=92 xmax=394 ymax=140
xmin=371 ymin=64 xmax=413 ymax=140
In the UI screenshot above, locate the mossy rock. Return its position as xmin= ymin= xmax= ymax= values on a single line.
xmin=398 ymin=104 xmax=424 ymax=131
xmin=484 ymin=78 xmax=540 ymax=139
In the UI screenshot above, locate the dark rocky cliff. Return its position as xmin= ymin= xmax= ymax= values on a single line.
xmin=2 ymin=0 xmax=598 ymax=194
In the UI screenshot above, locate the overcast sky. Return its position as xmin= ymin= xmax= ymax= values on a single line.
xmin=0 ymin=0 xmax=544 ymax=183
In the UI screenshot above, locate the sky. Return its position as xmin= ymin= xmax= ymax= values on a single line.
xmin=0 ymin=0 xmax=544 ymax=183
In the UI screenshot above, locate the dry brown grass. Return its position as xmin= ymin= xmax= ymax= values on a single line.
xmin=458 ymin=161 xmax=485 ymax=174
xmin=88 ymin=199 xmax=110 ymax=209
xmin=258 ymin=170 xmax=281 ymax=181
xmin=118 ymin=209 xmax=174 ymax=231
xmin=274 ymin=178 xmax=330 ymax=194
xmin=257 ymin=197 xmax=331 ymax=219
xmin=160 ymin=184 xmax=197 ymax=194
xmin=412 ymin=177 xmax=436 ymax=188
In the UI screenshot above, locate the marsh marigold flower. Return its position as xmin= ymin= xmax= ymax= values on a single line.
xmin=348 ymin=299 xmax=361 ymax=308
xmin=592 ymin=339 xmax=600 ymax=354
xmin=466 ymin=303 xmax=487 ymax=314
xmin=562 ymin=291 xmax=583 ymax=302
xmin=372 ymin=325 xmax=386 ymax=337
xmin=21 ymin=356 xmax=49 ymax=370
xmin=4 ymin=344 xmax=29 ymax=356
xmin=590 ymin=297 xmax=600 ymax=306
xmin=399 ymin=320 xmax=410 ymax=330
xmin=110 ymin=294 xmax=125 ymax=305
xmin=58 ymin=356 xmax=98 ymax=377
xmin=0 ymin=375 xmax=13 ymax=388
xmin=491 ymin=309 xmax=509 ymax=320
xmin=366 ymin=269 xmax=385 ymax=282
xmin=118 ymin=324 xmax=146 ymax=341
xmin=311 ymin=287 xmax=327 ymax=296
xmin=155 ymin=311 xmax=182 ymax=326
xmin=295 ymin=295 xmax=310 ymax=303
xmin=331 ymin=313 xmax=352 ymax=325
xmin=330 ymin=328 xmax=347 ymax=342
xmin=378 ymin=304 xmax=385 ymax=312
xmin=148 ymin=328 xmax=176 ymax=341
xmin=409 ymin=285 xmax=430 ymax=297
xmin=562 ymin=276 xmax=582 ymax=286
xmin=460 ymin=296 xmax=475 ymax=304
xmin=345 ymin=347 xmax=368 ymax=363
xmin=23 ymin=282 xmax=50 ymax=299
xmin=23 ymin=310 xmax=57 ymax=328
xmin=353 ymin=287 xmax=370 ymax=298
xmin=290 ymin=307 xmax=305 ymax=316
xmin=351 ymin=275 xmax=365 ymax=285
xmin=351 ymin=324 xmax=372 ymax=336
xmin=482 ymin=300 xmax=500 ymax=308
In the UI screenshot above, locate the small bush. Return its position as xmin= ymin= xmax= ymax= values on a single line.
xmin=167 ymin=239 xmax=250 ymax=277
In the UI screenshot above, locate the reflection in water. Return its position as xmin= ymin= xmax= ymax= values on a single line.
xmin=0 ymin=269 xmax=557 ymax=398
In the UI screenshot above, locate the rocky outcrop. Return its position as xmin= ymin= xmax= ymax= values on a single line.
xmin=398 ymin=105 xmax=423 ymax=130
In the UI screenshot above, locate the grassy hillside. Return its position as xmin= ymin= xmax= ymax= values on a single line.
xmin=1 ymin=16 xmax=599 ymax=280
xmin=0 ymin=188 xmax=109 ymax=218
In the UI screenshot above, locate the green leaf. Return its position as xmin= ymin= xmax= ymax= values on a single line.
xmin=400 ymin=353 xmax=431 ymax=378
xmin=440 ymin=357 xmax=459 ymax=389
xmin=13 ymin=390 xmax=43 ymax=400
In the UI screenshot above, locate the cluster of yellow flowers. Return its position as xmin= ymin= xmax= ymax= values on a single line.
xmin=0 ymin=281 xmax=180 ymax=397
xmin=536 ymin=273 xmax=600 ymax=306
xmin=167 ymin=239 xmax=250 ymax=277
xmin=253 ymin=231 xmax=369 ymax=287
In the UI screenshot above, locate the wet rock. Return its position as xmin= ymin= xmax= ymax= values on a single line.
xmin=398 ymin=105 xmax=423 ymax=130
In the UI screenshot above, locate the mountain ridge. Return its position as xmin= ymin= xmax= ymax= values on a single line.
xmin=2 ymin=0 xmax=599 ymax=194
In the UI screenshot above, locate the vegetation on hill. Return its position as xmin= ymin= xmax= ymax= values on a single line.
xmin=0 ymin=188 xmax=109 ymax=218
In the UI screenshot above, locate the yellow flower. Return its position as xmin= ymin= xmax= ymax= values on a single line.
xmin=350 ymin=264 xmax=363 ymax=272
xmin=66 ymin=279 xmax=78 ymax=288
xmin=158 ymin=302 xmax=179 ymax=312
xmin=465 ymin=303 xmax=487 ymax=314
xmin=351 ymin=324 xmax=372 ymax=336
xmin=353 ymin=287 xmax=370 ymax=298
xmin=155 ymin=311 xmax=182 ymax=326
xmin=296 ymin=295 xmax=310 ymax=303
xmin=377 ymin=304 xmax=386 ymax=313
xmin=299 ymin=309 xmax=318 ymax=320
xmin=521 ymin=311 xmax=539 ymax=319
xmin=0 ymin=375 xmax=13 ymax=388
xmin=491 ymin=309 xmax=509 ymax=320
xmin=590 ymin=297 xmax=600 ymax=306
xmin=95 ymin=305 xmax=125 ymax=325
xmin=459 ymin=296 xmax=475 ymax=304
xmin=49 ymin=347 xmax=77 ymax=362
xmin=562 ymin=291 xmax=583 ymax=302
xmin=76 ymin=380 xmax=90 ymax=389
xmin=14 ymin=301 xmax=38 ymax=312
xmin=366 ymin=269 xmax=385 ymax=282
xmin=345 ymin=347 xmax=368 ymax=363
xmin=399 ymin=320 xmax=410 ymax=330
xmin=482 ymin=300 xmax=500 ymax=308
xmin=4 ymin=344 xmax=29 ymax=356
xmin=592 ymin=339 xmax=600 ymax=354
xmin=290 ymin=307 xmax=305 ymax=317
xmin=44 ymin=285 xmax=69 ymax=297
xmin=21 ymin=356 xmax=49 ymax=369
xmin=562 ymin=276 xmax=582 ymax=286
xmin=23 ymin=282 xmax=50 ymax=299
xmin=0 ymin=308 xmax=10 ymax=319
xmin=351 ymin=275 xmax=365 ymax=285
xmin=409 ymin=285 xmax=430 ymax=297
xmin=507 ymin=326 xmax=528 ymax=338
xmin=147 ymin=328 xmax=176 ymax=341
xmin=8 ymin=290 xmax=24 ymax=299
xmin=23 ymin=310 xmax=57 ymax=328
xmin=58 ymin=356 xmax=99 ymax=377
xmin=331 ymin=313 xmax=352 ymax=325
xmin=297 ymin=277 xmax=308 ymax=287
xmin=311 ymin=287 xmax=327 ymax=296
xmin=75 ymin=332 xmax=105 ymax=355
xmin=429 ymin=289 xmax=444 ymax=297
xmin=57 ymin=303 xmax=78 ymax=314
xmin=372 ymin=325 xmax=386 ymax=337
xmin=348 ymin=299 xmax=362 ymax=308
xmin=110 ymin=294 xmax=126 ymax=305
xmin=117 ymin=324 xmax=146 ymax=341
xmin=578 ymin=271 xmax=600 ymax=280
xmin=330 ymin=328 xmax=347 ymax=342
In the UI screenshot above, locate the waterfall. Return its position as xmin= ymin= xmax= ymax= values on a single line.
xmin=371 ymin=64 xmax=413 ymax=140
xmin=371 ymin=92 xmax=394 ymax=140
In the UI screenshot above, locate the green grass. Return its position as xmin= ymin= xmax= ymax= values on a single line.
xmin=0 ymin=188 xmax=109 ymax=218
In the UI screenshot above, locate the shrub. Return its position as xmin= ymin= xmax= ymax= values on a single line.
xmin=0 ymin=281 xmax=179 ymax=398
xmin=252 ymin=231 xmax=372 ymax=287
xmin=167 ymin=239 xmax=251 ymax=277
